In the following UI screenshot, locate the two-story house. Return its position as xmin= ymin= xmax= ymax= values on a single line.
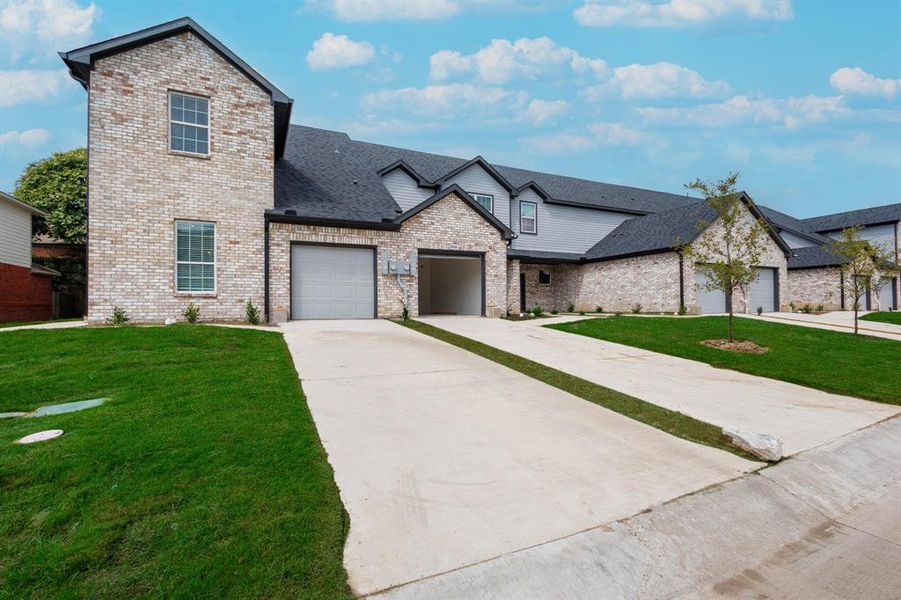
xmin=60 ymin=18 xmax=898 ymax=323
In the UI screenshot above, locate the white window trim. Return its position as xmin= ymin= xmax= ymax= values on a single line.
xmin=472 ymin=193 xmax=494 ymax=214
xmin=174 ymin=220 xmax=217 ymax=295
xmin=168 ymin=91 xmax=210 ymax=156
xmin=520 ymin=201 xmax=537 ymax=234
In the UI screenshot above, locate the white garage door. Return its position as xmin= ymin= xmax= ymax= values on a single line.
xmin=877 ymin=278 xmax=896 ymax=311
xmin=694 ymin=270 xmax=726 ymax=314
xmin=291 ymin=245 xmax=375 ymax=319
xmin=748 ymin=268 xmax=777 ymax=313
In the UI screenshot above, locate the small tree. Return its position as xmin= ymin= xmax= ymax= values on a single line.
xmin=830 ymin=227 xmax=899 ymax=334
xmin=14 ymin=149 xmax=87 ymax=244
xmin=679 ymin=173 xmax=771 ymax=342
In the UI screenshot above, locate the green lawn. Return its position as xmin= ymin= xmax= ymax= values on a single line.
xmin=0 ymin=326 xmax=352 ymax=598
xmin=861 ymin=311 xmax=901 ymax=325
xmin=549 ymin=316 xmax=901 ymax=405
xmin=401 ymin=319 xmax=757 ymax=461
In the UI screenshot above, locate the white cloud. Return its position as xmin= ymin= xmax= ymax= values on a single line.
xmin=518 ymin=99 xmax=570 ymax=125
xmin=583 ymin=61 xmax=729 ymax=100
xmin=830 ymin=67 xmax=900 ymax=99
xmin=0 ymin=128 xmax=51 ymax=148
xmin=574 ymin=0 xmax=792 ymax=28
xmin=0 ymin=0 xmax=98 ymax=62
xmin=363 ymin=83 xmax=528 ymax=118
xmin=0 ymin=69 xmax=71 ymax=107
xmin=309 ymin=0 xmax=461 ymax=21
xmin=725 ymin=142 xmax=752 ymax=163
xmin=586 ymin=121 xmax=643 ymax=145
xmin=637 ymin=94 xmax=847 ymax=129
xmin=306 ymin=33 xmax=375 ymax=70
xmin=430 ymin=37 xmax=607 ymax=84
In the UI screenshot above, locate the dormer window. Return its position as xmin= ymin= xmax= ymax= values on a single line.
xmin=472 ymin=193 xmax=494 ymax=213
xmin=169 ymin=92 xmax=209 ymax=155
xmin=520 ymin=201 xmax=537 ymax=234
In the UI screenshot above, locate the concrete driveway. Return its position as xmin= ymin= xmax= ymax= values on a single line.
xmin=741 ymin=311 xmax=901 ymax=340
xmin=418 ymin=316 xmax=900 ymax=456
xmin=281 ymin=320 xmax=754 ymax=596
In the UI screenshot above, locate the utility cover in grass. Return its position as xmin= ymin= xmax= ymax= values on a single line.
xmin=30 ymin=398 xmax=107 ymax=417
xmin=18 ymin=430 xmax=64 ymax=444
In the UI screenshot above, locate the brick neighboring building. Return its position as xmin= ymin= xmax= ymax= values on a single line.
xmin=59 ymin=18 xmax=898 ymax=323
xmin=0 ymin=192 xmax=59 ymax=322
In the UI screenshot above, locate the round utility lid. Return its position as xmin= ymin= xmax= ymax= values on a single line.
xmin=18 ymin=430 xmax=64 ymax=444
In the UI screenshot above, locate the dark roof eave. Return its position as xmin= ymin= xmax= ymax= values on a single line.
xmin=583 ymin=248 xmax=677 ymax=263
xmin=265 ymin=211 xmax=400 ymax=231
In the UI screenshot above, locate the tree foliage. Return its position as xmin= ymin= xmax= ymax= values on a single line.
xmin=679 ymin=172 xmax=771 ymax=342
xmin=14 ymin=148 xmax=87 ymax=244
xmin=830 ymin=226 xmax=899 ymax=334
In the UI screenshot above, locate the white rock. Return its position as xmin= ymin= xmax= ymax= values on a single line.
xmin=722 ymin=428 xmax=783 ymax=462
xmin=164 ymin=318 xmax=176 ymax=325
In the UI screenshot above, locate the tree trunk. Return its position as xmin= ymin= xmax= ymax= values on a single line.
xmin=854 ymin=303 xmax=859 ymax=335
xmin=727 ymin=288 xmax=734 ymax=342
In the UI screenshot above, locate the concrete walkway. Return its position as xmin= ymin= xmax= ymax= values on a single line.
xmin=418 ymin=316 xmax=900 ymax=456
xmin=741 ymin=311 xmax=901 ymax=340
xmin=0 ymin=320 xmax=86 ymax=332
xmin=281 ymin=320 xmax=755 ymax=596
xmin=374 ymin=414 xmax=901 ymax=599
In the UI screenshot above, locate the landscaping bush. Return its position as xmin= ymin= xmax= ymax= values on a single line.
xmin=631 ymin=304 xmax=642 ymax=314
xmin=678 ymin=304 xmax=687 ymax=316
xmin=756 ymin=306 xmax=763 ymax=316
xmin=107 ymin=306 xmax=129 ymax=326
xmin=801 ymin=304 xmax=813 ymax=314
xmin=595 ymin=306 xmax=603 ymax=314
xmin=402 ymin=306 xmax=409 ymax=322
xmin=551 ymin=309 xmax=559 ymax=315
xmin=183 ymin=302 xmax=200 ymax=323
xmin=567 ymin=302 xmax=575 ymax=313
xmin=816 ymin=304 xmax=824 ymax=312
xmin=245 ymin=299 xmax=261 ymax=324
xmin=530 ymin=305 xmax=544 ymax=317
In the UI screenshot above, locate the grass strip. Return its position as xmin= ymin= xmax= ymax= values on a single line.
xmin=860 ymin=311 xmax=901 ymax=326
xmin=399 ymin=319 xmax=757 ymax=461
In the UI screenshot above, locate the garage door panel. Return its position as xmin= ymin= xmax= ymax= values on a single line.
xmin=694 ymin=270 xmax=725 ymax=314
xmin=292 ymin=245 xmax=375 ymax=319
xmin=748 ymin=268 xmax=776 ymax=313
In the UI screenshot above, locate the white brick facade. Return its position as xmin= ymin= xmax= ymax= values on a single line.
xmin=786 ymin=268 xmax=842 ymax=310
xmin=269 ymin=193 xmax=509 ymax=320
xmin=87 ymin=32 xmax=274 ymax=323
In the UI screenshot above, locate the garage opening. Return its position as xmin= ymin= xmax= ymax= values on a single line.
xmin=418 ymin=252 xmax=484 ymax=316
xmin=748 ymin=267 xmax=778 ymax=313
xmin=291 ymin=244 xmax=375 ymax=319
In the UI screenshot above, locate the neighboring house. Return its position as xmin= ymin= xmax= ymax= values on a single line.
xmin=762 ymin=205 xmax=900 ymax=311
xmin=0 ymin=192 xmax=60 ymax=322
xmin=58 ymin=18 xmax=898 ymax=323
xmin=33 ymin=235 xmax=87 ymax=318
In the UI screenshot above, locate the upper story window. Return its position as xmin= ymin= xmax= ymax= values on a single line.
xmin=176 ymin=220 xmax=215 ymax=293
xmin=472 ymin=193 xmax=494 ymax=213
xmin=169 ymin=92 xmax=209 ymax=155
xmin=520 ymin=201 xmax=537 ymax=234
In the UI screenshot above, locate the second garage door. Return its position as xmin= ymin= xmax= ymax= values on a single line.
xmin=291 ymin=245 xmax=375 ymax=319
xmin=694 ymin=271 xmax=726 ymax=314
xmin=748 ymin=267 xmax=777 ymax=313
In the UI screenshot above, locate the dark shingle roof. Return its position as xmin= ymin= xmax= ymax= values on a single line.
xmin=788 ymin=245 xmax=846 ymax=269
xmin=507 ymin=249 xmax=584 ymax=263
xmin=272 ymin=125 xmax=696 ymax=223
xmin=757 ymin=205 xmax=831 ymax=245
xmin=584 ymin=201 xmax=713 ymax=260
xmin=799 ymin=203 xmax=901 ymax=233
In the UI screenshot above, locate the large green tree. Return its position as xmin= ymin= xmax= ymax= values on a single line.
xmin=14 ymin=148 xmax=87 ymax=244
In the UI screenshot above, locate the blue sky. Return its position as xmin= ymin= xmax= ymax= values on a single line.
xmin=1 ymin=0 xmax=899 ymax=217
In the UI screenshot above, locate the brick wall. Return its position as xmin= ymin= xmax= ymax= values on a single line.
xmin=506 ymin=258 xmax=521 ymax=313
xmin=87 ymin=32 xmax=273 ymax=323
xmin=269 ymin=192 xmax=509 ymax=320
xmin=0 ymin=263 xmax=52 ymax=322
xmin=786 ymin=268 xmax=842 ymax=310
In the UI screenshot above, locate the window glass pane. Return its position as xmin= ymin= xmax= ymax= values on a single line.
xmin=171 ymin=107 xmax=183 ymax=122
xmin=196 ymin=141 xmax=208 ymax=154
xmin=176 ymin=221 xmax=215 ymax=292
xmin=171 ymin=94 xmax=183 ymax=109
xmin=183 ymin=95 xmax=195 ymax=111
xmin=170 ymin=94 xmax=209 ymax=154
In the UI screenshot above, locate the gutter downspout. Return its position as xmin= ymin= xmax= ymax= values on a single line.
xmin=840 ymin=270 xmax=845 ymax=310
xmin=678 ymin=252 xmax=685 ymax=311
xmin=264 ymin=216 xmax=270 ymax=323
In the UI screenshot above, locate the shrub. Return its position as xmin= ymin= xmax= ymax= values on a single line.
xmin=801 ymin=303 xmax=813 ymax=314
xmin=579 ymin=311 xmax=585 ymax=316
xmin=402 ymin=305 xmax=409 ymax=322
xmin=595 ymin=306 xmax=603 ymax=314
xmin=678 ymin=304 xmax=687 ymax=316
xmin=531 ymin=305 xmax=544 ymax=317
xmin=631 ymin=304 xmax=642 ymax=314
xmin=816 ymin=304 xmax=824 ymax=312
xmin=551 ymin=309 xmax=559 ymax=315
xmin=107 ymin=306 xmax=129 ymax=326
xmin=567 ymin=302 xmax=575 ymax=313
xmin=789 ymin=301 xmax=796 ymax=312
xmin=756 ymin=306 xmax=763 ymax=316
xmin=182 ymin=302 xmax=200 ymax=323
xmin=245 ymin=299 xmax=261 ymax=324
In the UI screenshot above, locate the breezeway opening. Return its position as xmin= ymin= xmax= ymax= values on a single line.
xmin=418 ymin=253 xmax=484 ymax=316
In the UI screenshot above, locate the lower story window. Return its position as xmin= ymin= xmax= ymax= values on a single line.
xmin=539 ymin=270 xmax=551 ymax=285
xmin=176 ymin=220 xmax=215 ymax=292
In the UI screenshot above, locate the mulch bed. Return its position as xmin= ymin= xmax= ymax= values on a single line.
xmin=702 ymin=339 xmax=769 ymax=354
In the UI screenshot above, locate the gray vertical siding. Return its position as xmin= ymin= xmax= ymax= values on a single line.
xmin=443 ymin=163 xmax=511 ymax=227
xmin=780 ymin=231 xmax=818 ymax=249
xmin=0 ymin=200 xmax=33 ymax=268
xmin=824 ymin=222 xmax=897 ymax=255
xmin=510 ymin=188 xmax=635 ymax=254
xmin=382 ymin=168 xmax=434 ymax=212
